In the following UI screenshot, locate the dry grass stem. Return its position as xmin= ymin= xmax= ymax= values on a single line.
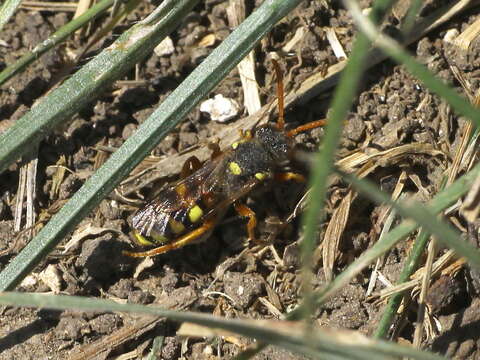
xmin=282 ymin=26 xmax=305 ymax=53
xmin=461 ymin=175 xmax=480 ymax=222
xmin=366 ymin=199 xmax=400 ymax=296
xmin=372 ymin=249 xmax=460 ymax=301
xmin=322 ymin=191 xmax=353 ymax=281
xmin=227 ymin=0 xmax=261 ymax=115
xmin=14 ymin=152 xmax=38 ymax=239
xmin=20 ymin=1 xmax=78 ymax=11
xmin=337 ymin=143 xmax=444 ymax=172
xmin=325 ymin=27 xmax=347 ymax=60
xmin=453 ymin=15 xmax=480 ymax=51
xmin=413 ymin=238 xmax=436 ymax=348
xmin=73 ymin=0 xmax=93 ymax=21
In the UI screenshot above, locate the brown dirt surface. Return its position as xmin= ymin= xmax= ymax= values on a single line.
xmin=1 ymin=1 xmax=480 ymax=359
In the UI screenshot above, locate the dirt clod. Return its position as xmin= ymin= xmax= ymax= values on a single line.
xmin=223 ymin=271 xmax=264 ymax=309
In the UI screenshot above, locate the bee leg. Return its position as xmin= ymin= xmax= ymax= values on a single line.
xmin=208 ymin=140 xmax=222 ymax=160
xmin=272 ymin=59 xmax=285 ymax=130
xmin=123 ymin=218 xmax=217 ymax=258
xmin=234 ymin=203 xmax=258 ymax=243
xmin=180 ymin=156 xmax=202 ymax=178
xmin=274 ymin=172 xmax=306 ymax=183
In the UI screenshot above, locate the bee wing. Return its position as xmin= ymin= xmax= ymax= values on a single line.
xmin=203 ymin=175 xmax=260 ymax=219
xmin=132 ymin=155 xmax=227 ymax=235
xmin=202 ymin=155 xmax=230 ymax=194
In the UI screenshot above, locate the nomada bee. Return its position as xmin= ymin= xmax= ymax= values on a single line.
xmin=124 ymin=61 xmax=325 ymax=257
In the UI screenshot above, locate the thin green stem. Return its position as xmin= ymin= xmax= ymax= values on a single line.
xmin=299 ymin=0 xmax=396 ymax=318
xmin=373 ymin=228 xmax=429 ymax=338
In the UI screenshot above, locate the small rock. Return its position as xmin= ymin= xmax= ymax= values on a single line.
xmin=160 ymin=269 xmax=179 ymax=292
xmin=108 ymin=278 xmax=135 ymax=299
xmin=89 ymin=313 xmax=120 ymax=334
xmin=56 ymin=316 xmax=90 ymax=340
xmin=178 ymin=131 xmax=198 ymax=150
xmin=38 ymin=264 xmax=62 ymax=294
xmin=426 ymin=275 xmax=467 ymax=315
xmin=154 ymin=36 xmax=175 ymax=56
xmin=344 ymin=114 xmax=366 ymax=142
xmin=76 ymin=236 xmax=131 ymax=283
xmin=283 ymin=243 xmax=300 ymax=268
xmin=128 ymin=290 xmax=154 ymax=305
xmin=200 ymin=94 xmax=239 ymax=122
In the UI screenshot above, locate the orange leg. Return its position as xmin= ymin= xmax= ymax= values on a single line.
xmin=123 ymin=218 xmax=217 ymax=258
xmin=286 ymin=119 xmax=326 ymax=137
xmin=234 ymin=203 xmax=257 ymax=242
xmin=180 ymin=156 xmax=202 ymax=178
xmin=275 ymin=172 xmax=306 ymax=183
xmin=271 ymin=59 xmax=285 ymax=130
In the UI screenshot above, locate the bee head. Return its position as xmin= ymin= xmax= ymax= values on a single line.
xmin=254 ymin=124 xmax=294 ymax=164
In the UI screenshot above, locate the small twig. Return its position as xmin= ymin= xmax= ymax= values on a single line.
xmin=14 ymin=163 xmax=27 ymax=232
xmin=20 ymin=1 xmax=78 ymax=11
xmin=227 ymin=0 xmax=262 ymax=115
xmin=25 ymin=154 xmax=38 ymax=238
xmin=366 ymin=205 xmax=397 ymax=296
xmin=325 ymin=27 xmax=347 ymax=60
xmin=452 ymin=13 xmax=480 ymax=51
xmin=13 ymin=149 xmax=38 ymax=240
xmin=413 ymin=238 xmax=436 ymax=347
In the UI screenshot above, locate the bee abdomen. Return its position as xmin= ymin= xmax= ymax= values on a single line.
xmin=132 ymin=203 xmax=205 ymax=246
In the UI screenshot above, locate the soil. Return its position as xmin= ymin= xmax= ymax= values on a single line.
xmin=1 ymin=1 xmax=480 ymax=359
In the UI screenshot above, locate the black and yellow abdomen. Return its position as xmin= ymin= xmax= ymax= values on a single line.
xmin=131 ymin=182 xmax=207 ymax=246
xmin=133 ymin=203 xmax=205 ymax=246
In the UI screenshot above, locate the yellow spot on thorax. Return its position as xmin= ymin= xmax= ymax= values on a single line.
xmin=188 ymin=205 xmax=204 ymax=223
xmin=229 ymin=161 xmax=242 ymax=175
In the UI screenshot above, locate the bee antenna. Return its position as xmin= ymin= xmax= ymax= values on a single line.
xmin=271 ymin=59 xmax=285 ymax=130
xmin=286 ymin=119 xmax=326 ymax=137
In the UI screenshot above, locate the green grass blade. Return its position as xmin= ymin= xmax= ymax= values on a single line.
xmin=399 ymin=0 xmax=423 ymax=34
xmin=0 ymin=0 xmax=199 ymax=176
xmin=0 ymin=292 xmax=448 ymax=360
xmin=0 ymin=0 xmax=303 ymax=291
xmin=0 ymin=0 xmax=116 ymax=86
xmin=374 ymin=228 xmax=430 ymax=338
xmin=0 ymin=0 xmax=21 ymax=31
xmin=298 ymin=0 xmax=394 ymax=316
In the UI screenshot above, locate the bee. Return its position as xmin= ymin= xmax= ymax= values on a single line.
xmin=124 ymin=60 xmax=325 ymax=257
